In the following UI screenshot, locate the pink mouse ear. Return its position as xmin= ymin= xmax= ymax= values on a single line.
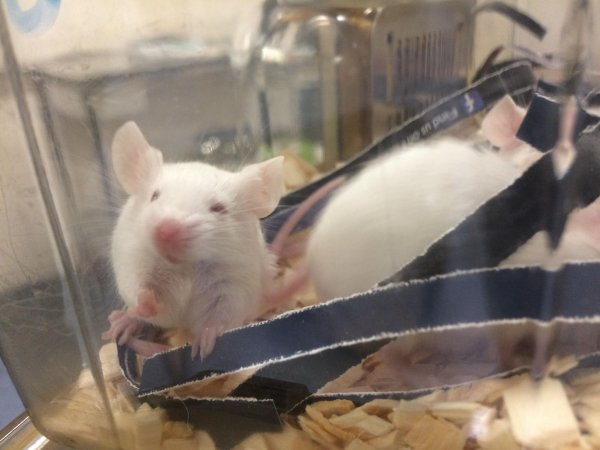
xmin=111 ymin=121 xmax=163 ymax=195
xmin=237 ymin=156 xmax=284 ymax=218
xmin=481 ymin=95 xmax=527 ymax=150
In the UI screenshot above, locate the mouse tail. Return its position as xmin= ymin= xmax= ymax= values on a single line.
xmin=262 ymin=176 xmax=345 ymax=309
xmin=264 ymin=263 xmax=310 ymax=307
xmin=269 ymin=176 xmax=346 ymax=259
xmin=126 ymin=337 xmax=171 ymax=357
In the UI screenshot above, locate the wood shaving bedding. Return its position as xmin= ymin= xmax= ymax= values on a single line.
xmin=43 ymin=150 xmax=600 ymax=449
xmin=46 ymin=342 xmax=600 ymax=450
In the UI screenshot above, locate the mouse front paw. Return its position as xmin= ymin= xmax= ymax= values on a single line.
xmin=103 ymin=308 xmax=170 ymax=356
xmin=134 ymin=288 xmax=164 ymax=318
xmin=103 ymin=308 xmax=144 ymax=345
xmin=187 ymin=325 xmax=226 ymax=360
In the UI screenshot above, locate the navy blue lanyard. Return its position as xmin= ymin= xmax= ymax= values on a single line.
xmin=264 ymin=61 xmax=536 ymax=242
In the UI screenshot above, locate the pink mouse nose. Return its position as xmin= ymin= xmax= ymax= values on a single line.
xmin=153 ymin=219 xmax=185 ymax=262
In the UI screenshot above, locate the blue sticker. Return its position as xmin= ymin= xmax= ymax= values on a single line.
xmin=5 ymin=0 xmax=60 ymax=33
xmin=460 ymin=90 xmax=484 ymax=115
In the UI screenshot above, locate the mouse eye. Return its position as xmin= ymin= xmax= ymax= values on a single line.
xmin=150 ymin=190 xmax=160 ymax=202
xmin=210 ymin=202 xmax=227 ymax=214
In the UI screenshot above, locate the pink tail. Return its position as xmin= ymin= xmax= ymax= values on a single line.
xmin=266 ymin=176 xmax=346 ymax=307
xmin=265 ymin=266 xmax=310 ymax=306
xmin=269 ymin=177 xmax=346 ymax=259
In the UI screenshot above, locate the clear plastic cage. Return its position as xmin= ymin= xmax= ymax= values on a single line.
xmin=2 ymin=1 xmax=600 ymax=449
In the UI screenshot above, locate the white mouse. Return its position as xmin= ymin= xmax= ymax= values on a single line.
xmin=105 ymin=122 xmax=284 ymax=358
xmin=305 ymin=137 xmax=522 ymax=301
xmin=306 ymin=96 xmax=600 ymax=301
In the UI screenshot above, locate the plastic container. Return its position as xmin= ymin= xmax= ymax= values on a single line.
xmin=2 ymin=1 xmax=600 ymax=450
xmin=251 ymin=0 xmax=473 ymax=170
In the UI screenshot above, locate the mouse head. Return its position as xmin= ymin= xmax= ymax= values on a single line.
xmin=111 ymin=121 xmax=284 ymax=264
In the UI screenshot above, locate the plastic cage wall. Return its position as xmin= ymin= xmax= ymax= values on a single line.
xmin=3 ymin=1 xmax=600 ymax=450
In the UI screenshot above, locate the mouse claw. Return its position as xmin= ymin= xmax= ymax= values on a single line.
xmin=104 ymin=310 xmax=171 ymax=357
xmin=104 ymin=308 xmax=144 ymax=345
xmin=188 ymin=325 xmax=225 ymax=360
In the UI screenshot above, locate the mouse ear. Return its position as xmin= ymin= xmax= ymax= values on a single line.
xmin=237 ymin=156 xmax=284 ymax=218
xmin=111 ymin=121 xmax=163 ymax=195
xmin=481 ymin=95 xmax=527 ymax=150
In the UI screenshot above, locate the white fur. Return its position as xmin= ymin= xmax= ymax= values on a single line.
xmin=111 ymin=122 xmax=282 ymax=334
xmin=307 ymin=95 xmax=600 ymax=301
xmin=306 ymin=138 xmax=521 ymax=301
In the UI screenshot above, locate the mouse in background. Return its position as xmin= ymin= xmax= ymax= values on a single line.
xmin=306 ymin=96 xmax=600 ymax=301
xmin=104 ymin=122 xmax=285 ymax=359
xmin=305 ymin=136 xmax=523 ymax=301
